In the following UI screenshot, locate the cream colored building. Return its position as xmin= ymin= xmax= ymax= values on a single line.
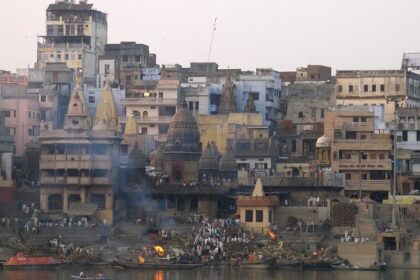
xmin=324 ymin=106 xmax=392 ymax=198
xmin=236 ymin=178 xmax=279 ymax=234
xmin=120 ymin=79 xmax=179 ymax=141
xmin=36 ymin=0 xmax=107 ymax=83
xmin=335 ymin=70 xmax=420 ymax=123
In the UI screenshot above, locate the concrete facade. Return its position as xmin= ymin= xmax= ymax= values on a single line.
xmin=0 ymin=98 xmax=41 ymax=157
xmin=36 ymin=0 xmax=107 ymax=84
xmin=335 ymin=70 xmax=420 ymax=123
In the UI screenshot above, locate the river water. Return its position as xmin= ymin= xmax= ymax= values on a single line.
xmin=1 ymin=267 xmax=420 ymax=280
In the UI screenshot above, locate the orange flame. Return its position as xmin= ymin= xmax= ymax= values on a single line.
xmin=267 ymin=230 xmax=276 ymax=241
xmin=154 ymin=271 xmax=164 ymax=280
xmin=153 ymin=245 xmax=165 ymax=257
xmin=138 ymin=256 xmax=145 ymax=263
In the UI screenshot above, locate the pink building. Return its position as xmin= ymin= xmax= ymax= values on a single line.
xmin=0 ymin=98 xmax=40 ymax=156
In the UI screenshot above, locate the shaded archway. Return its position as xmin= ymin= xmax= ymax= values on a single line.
xmin=48 ymin=194 xmax=63 ymax=210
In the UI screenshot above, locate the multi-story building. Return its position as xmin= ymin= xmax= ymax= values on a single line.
xmin=401 ymin=53 xmax=420 ymax=73
xmin=0 ymin=70 xmax=27 ymax=97
xmin=39 ymin=76 xmax=121 ymax=223
xmin=280 ymin=64 xmax=332 ymax=85
xmin=120 ymin=78 xmax=179 ymax=141
xmin=324 ymin=106 xmax=392 ymax=199
xmin=395 ymin=108 xmax=420 ymax=194
xmin=335 ymin=70 xmax=420 ymax=123
xmin=100 ymin=41 xmax=157 ymax=88
xmin=0 ymin=97 xmax=41 ymax=157
xmin=235 ymin=68 xmax=281 ymax=127
xmin=181 ymin=77 xmax=222 ymax=117
xmin=39 ymin=62 xmax=73 ymax=128
xmin=36 ymin=0 xmax=107 ymax=84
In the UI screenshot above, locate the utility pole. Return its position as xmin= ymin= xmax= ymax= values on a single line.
xmin=206 ymin=17 xmax=217 ymax=78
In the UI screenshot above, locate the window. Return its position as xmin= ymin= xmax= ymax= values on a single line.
xmin=349 ymin=85 xmax=353 ymax=92
xmin=64 ymin=53 xmax=69 ymax=60
xmin=353 ymin=117 xmax=359 ymax=122
xmin=141 ymin=127 xmax=148 ymax=135
xmin=28 ymin=111 xmax=31 ymax=118
xmin=361 ymin=117 xmax=367 ymax=122
xmin=371 ymin=154 xmax=377 ymax=160
xmin=41 ymin=96 xmax=47 ymax=102
xmin=396 ymin=84 xmax=400 ymax=92
xmin=364 ymin=85 xmax=369 ymax=92
xmin=345 ymin=174 xmax=351 ymax=180
xmin=417 ymin=131 xmax=420 ymax=141
xmin=188 ymin=101 xmax=193 ymax=111
xmin=291 ymin=139 xmax=296 ymax=153
xmin=135 ymin=55 xmax=141 ymax=62
xmin=361 ymin=174 xmax=368 ymax=180
xmin=58 ymin=25 xmax=64 ymax=35
xmin=57 ymin=51 xmax=61 ymax=60
xmin=47 ymin=25 xmax=54 ymax=35
xmin=134 ymin=75 xmax=138 ymax=80
xmin=122 ymin=55 xmax=128 ymax=62
xmin=88 ymin=96 xmax=95 ymax=104
xmin=298 ymin=112 xmax=304 ymax=118
xmin=403 ymin=130 xmax=408 ymax=141
xmin=379 ymin=154 xmax=385 ymax=160
xmin=245 ymin=210 xmax=253 ymax=222
xmin=195 ymin=101 xmax=199 ymax=110
xmin=104 ymin=64 xmax=110 ymax=75
xmin=338 ymin=85 xmax=343 ymax=93
xmin=269 ymin=210 xmax=273 ymax=223
xmin=256 ymin=210 xmax=263 ymax=222
xmin=78 ymin=54 xmax=82 ymax=60
xmin=77 ymin=24 xmax=83 ymax=35
xmin=344 ymin=153 xmax=351 ymax=159
xmin=372 ymin=85 xmax=376 ymax=92
xmin=320 ymin=109 xmax=325 ymax=119
xmin=380 ymin=84 xmax=385 ymax=92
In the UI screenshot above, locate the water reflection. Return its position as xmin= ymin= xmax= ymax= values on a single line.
xmin=1 ymin=267 xmax=420 ymax=280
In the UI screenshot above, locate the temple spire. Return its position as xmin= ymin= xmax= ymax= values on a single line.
xmin=93 ymin=79 xmax=119 ymax=131
xmin=219 ymin=75 xmax=237 ymax=114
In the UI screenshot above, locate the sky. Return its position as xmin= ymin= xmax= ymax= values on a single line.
xmin=1 ymin=0 xmax=420 ymax=73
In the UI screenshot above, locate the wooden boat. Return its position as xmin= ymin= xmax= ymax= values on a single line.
xmin=114 ymin=260 xmax=202 ymax=269
xmin=330 ymin=263 xmax=387 ymax=271
xmin=71 ymin=276 xmax=111 ymax=280
xmin=4 ymin=253 xmax=59 ymax=270
xmin=230 ymin=257 xmax=275 ymax=269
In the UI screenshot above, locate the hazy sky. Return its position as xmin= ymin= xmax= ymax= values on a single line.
xmin=1 ymin=0 xmax=420 ymax=72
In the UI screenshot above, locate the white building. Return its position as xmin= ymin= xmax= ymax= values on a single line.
xmin=181 ymin=77 xmax=222 ymax=117
xmin=235 ymin=68 xmax=281 ymax=125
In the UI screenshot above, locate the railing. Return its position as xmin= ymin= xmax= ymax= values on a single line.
xmin=120 ymin=98 xmax=177 ymax=106
xmin=345 ymin=180 xmax=390 ymax=191
xmin=335 ymin=159 xmax=392 ymax=170
xmin=119 ymin=116 xmax=172 ymax=124
xmin=334 ymin=139 xmax=392 ymax=150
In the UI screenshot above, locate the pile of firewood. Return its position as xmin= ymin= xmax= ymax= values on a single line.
xmin=331 ymin=203 xmax=357 ymax=226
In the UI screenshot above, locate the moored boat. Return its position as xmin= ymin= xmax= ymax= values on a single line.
xmin=114 ymin=259 xmax=202 ymax=269
xmin=330 ymin=262 xmax=387 ymax=271
xmin=4 ymin=253 xmax=59 ymax=270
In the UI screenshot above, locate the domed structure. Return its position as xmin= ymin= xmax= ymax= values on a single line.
xmin=218 ymin=149 xmax=238 ymax=184
xmin=163 ymin=99 xmax=201 ymax=183
xmin=316 ymin=135 xmax=331 ymax=148
xmin=315 ymin=135 xmax=331 ymax=167
xmin=198 ymin=143 xmax=219 ymax=180
xmin=150 ymin=147 xmax=164 ymax=171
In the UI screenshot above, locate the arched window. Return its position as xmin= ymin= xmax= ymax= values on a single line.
xmin=132 ymin=110 xmax=140 ymax=117
xmin=143 ymin=111 xmax=148 ymax=118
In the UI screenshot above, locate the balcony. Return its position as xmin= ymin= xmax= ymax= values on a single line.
xmin=345 ymin=180 xmax=390 ymax=192
xmin=93 ymin=177 xmax=111 ymax=185
xmin=265 ymin=100 xmax=274 ymax=107
xmin=120 ymin=98 xmax=177 ymax=106
xmin=334 ymin=139 xmax=392 ymax=150
xmin=334 ymin=159 xmax=392 ymax=170
xmin=343 ymin=122 xmax=372 ymax=132
xmin=119 ymin=116 xmax=172 ymax=124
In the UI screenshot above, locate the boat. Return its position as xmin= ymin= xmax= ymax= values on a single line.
xmin=4 ymin=252 xmax=59 ymax=270
xmin=330 ymin=262 xmax=387 ymax=271
xmin=230 ymin=257 xmax=275 ymax=269
xmin=114 ymin=259 xmax=202 ymax=269
xmin=71 ymin=276 xmax=111 ymax=280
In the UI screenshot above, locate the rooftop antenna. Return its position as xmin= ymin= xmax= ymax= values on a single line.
xmin=206 ymin=17 xmax=217 ymax=79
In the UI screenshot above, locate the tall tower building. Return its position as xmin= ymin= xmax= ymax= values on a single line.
xmin=36 ymin=0 xmax=107 ymax=84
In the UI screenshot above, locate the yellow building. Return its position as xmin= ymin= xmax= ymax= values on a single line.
xmin=236 ymin=178 xmax=279 ymax=234
xmin=197 ymin=112 xmax=264 ymax=154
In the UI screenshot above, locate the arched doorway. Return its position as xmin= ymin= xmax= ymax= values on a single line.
xmin=173 ymin=167 xmax=182 ymax=182
xmin=143 ymin=111 xmax=148 ymax=119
